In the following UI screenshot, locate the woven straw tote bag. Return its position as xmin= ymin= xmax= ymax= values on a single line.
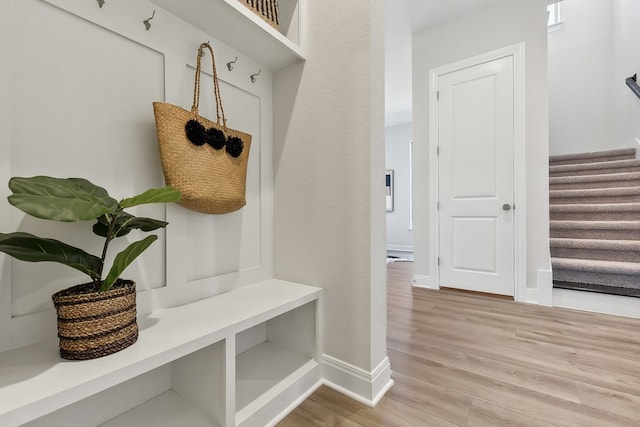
xmin=153 ymin=42 xmax=251 ymax=214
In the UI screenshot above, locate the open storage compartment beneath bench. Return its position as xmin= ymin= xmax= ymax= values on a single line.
xmin=100 ymin=341 xmax=227 ymax=427
xmin=24 ymin=341 xmax=226 ymax=427
xmin=235 ymin=301 xmax=318 ymax=426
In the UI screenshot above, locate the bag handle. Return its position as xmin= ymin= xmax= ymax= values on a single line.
xmin=192 ymin=42 xmax=227 ymax=129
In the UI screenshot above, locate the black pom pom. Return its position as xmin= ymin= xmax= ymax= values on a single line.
xmin=226 ymin=136 xmax=244 ymax=158
xmin=185 ymin=119 xmax=207 ymax=146
xmin=206 ymin=127 xmax=226 ymax=150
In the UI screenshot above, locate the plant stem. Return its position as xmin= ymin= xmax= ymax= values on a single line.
xmin=96 ymin=214 xmax=116 ymax=286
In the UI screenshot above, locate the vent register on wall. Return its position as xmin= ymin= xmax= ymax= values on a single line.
xmin=0 ymin=1 xmax=315 ymax=427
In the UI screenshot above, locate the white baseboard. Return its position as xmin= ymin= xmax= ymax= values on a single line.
xmin=522 ymin=288 xmax=538 ymax=305
xmin=322 ymin=354 xmax=394 ymax=407
xmin=412 ymin=274 xmax=436 ymax=289
xmin=537 ymin=268 xmax=553 ymax=306
xmin=553 ymin=288 xmax=640 ymax=319
xmin=386 ymin=244 xmax=414 ymax=253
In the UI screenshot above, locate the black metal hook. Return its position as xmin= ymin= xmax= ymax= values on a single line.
xmin=227 ymin=57 xmax=238 ymax=71
xmin=626 ymin=74 xmax=640 ymax=100
xmin=250 ymin=69 xmax=261 ymax=83
xmin=143 ymin=10 xmax=156 ymax=31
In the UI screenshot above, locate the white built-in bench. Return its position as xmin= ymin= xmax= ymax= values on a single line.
xmin=0 ymin=280 xmax=321 ymax=427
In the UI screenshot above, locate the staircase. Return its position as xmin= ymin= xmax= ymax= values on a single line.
xmin=549 ymin=147 xmax=640 ymax=297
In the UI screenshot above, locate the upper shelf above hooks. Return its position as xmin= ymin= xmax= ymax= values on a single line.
xmin=150 ymin=0 xmax=305 ymax=70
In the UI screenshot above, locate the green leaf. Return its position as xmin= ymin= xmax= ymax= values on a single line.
xmin=0 ymin=232 xmax=101 ymax=280
xmin=93 ymin=213 xmax=168 ymax=238
xmin=92 ymin=214 xmax=121 ymax=238
xmin=120 ymin=186 xmax=181 ymax=209
xmin=120 ymin=216 xmax=169 ymax=233
xmin=8 ymin=176 xmax=119 ymax=222
xmin=102 ymin=235 xmax=157 ymax=291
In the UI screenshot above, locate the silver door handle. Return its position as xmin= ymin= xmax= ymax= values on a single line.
xmin=502 ymin=203 xmax=512 ymax=211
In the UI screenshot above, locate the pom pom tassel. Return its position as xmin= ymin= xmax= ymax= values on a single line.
xmin=226 ymin=136 xmax=244 ymax=158
xmin=185 ymin=119 xmax=207 ymax=146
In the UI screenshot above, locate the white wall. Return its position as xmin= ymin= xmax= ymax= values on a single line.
xmin=273 ymin=0 xmax=392 ymax=403
xmin=612 ymin=0 xmax=640 ymax=149
xmin=412 ymin=0 xmax=550 ymax=297
xmin=549 ymin=0 xmax=640 ymax=155
xmin=548 ymin=0 xmax=616 ymax=155
xmin=385 ymin=123 xmax=413 ymax=255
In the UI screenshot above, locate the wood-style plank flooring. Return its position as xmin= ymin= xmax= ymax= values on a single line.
xmin=278 ymin=261 xmax=640 ymax=426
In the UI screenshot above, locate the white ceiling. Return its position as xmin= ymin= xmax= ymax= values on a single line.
xmin=384 ymin=0 xmax=502 ymax=126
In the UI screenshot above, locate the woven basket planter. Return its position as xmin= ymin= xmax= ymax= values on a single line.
xmin=52 ymin=280 xmax=138 ymax=360
xmin=239 ymin=0 xmax=280 ymax=30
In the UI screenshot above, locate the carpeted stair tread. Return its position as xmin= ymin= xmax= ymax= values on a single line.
xmin=550 ymin=220 xmax=640 ymax=240
xmin=550 ymin=203 xmax=640 ymax=221
xmin=550 ymin=202 xmax=640 ymax=213
xmin=551 ymin=238 xmax=640 ymax=262
xmin=550 ymin=220 xmax=640 ymax=231
xmin=552 ymin=281 xmax=640 ymax=297
xmin=549 ymin=148 xmax=636 ymax=166
xmin=549 ymin=186 xmax=640 ymax=204
xmin=550 ymin=186 xmax=640 ymax=197
xmin=550 ymin=172 xmax=640 ymax=190
xmin=550 ymin=237 xmax=640 ymax=251
xmin=551 ymin=257 xmax=640 ymax=288
xmin=549 ymin=159 xmax=640 ymax=177
xmin=551 ymin=257 xmax=640 ymax=276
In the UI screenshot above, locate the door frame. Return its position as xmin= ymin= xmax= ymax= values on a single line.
xmin=428 ymin=43 xmax=527 ymax=301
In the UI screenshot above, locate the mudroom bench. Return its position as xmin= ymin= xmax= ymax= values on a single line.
xmin=0 ymin=280 xmax=321 ymax=427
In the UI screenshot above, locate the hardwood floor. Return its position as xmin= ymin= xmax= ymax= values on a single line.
xmin=278 ymin=261 xmax=640 ymax=426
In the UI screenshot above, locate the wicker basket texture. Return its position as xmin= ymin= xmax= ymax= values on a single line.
xmin=52 ymin=280 xmax=138 ymax=360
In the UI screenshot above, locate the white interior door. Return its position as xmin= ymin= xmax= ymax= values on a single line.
xmin=438 ymin=55 xmax=515 ymax=296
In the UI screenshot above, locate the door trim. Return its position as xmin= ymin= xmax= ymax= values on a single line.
xmin=428 ymin=43 xmax=527 ymax=301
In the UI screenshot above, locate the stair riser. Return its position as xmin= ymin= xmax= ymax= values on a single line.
xmin=550 ymin=179 xmax=640 ymax=190
xmin=551 ymin=247 xmax=640 ymax=263
xmin=553 ymin=281 xmax=640 ymax=297
xmin=550 ymin=166 xmax=640 ymax=177
xmin=550 ymin=229 xmax=640 ymax=240
xmin=552 ymin=269 xmax=640 ymax=288
xmin=549 ymin=153 xmax=636 ymax=167
xmin=550 ymin=212 xmax=640 ymax=221
xmin=550 ymin=194 xmax=640 ymax=204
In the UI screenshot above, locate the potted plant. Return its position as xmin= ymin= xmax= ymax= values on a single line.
xmin=0 ymin=176 xmax=181 ymax=360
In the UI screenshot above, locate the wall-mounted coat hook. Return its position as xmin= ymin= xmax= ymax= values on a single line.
xmin=143 ymin=10 xmax=156 ymax=31
xmin=626 ymin=74 xmax=640 ymax=100
xmin=200 ymin=41 xmax=210 ymax=57
xmin=250 ymin=69 xmax=261 ymax=83
xmin=97 ymin=0 xmax=105 ymax=8
xmin=227 ymin=57 xmax=238 ymax=71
